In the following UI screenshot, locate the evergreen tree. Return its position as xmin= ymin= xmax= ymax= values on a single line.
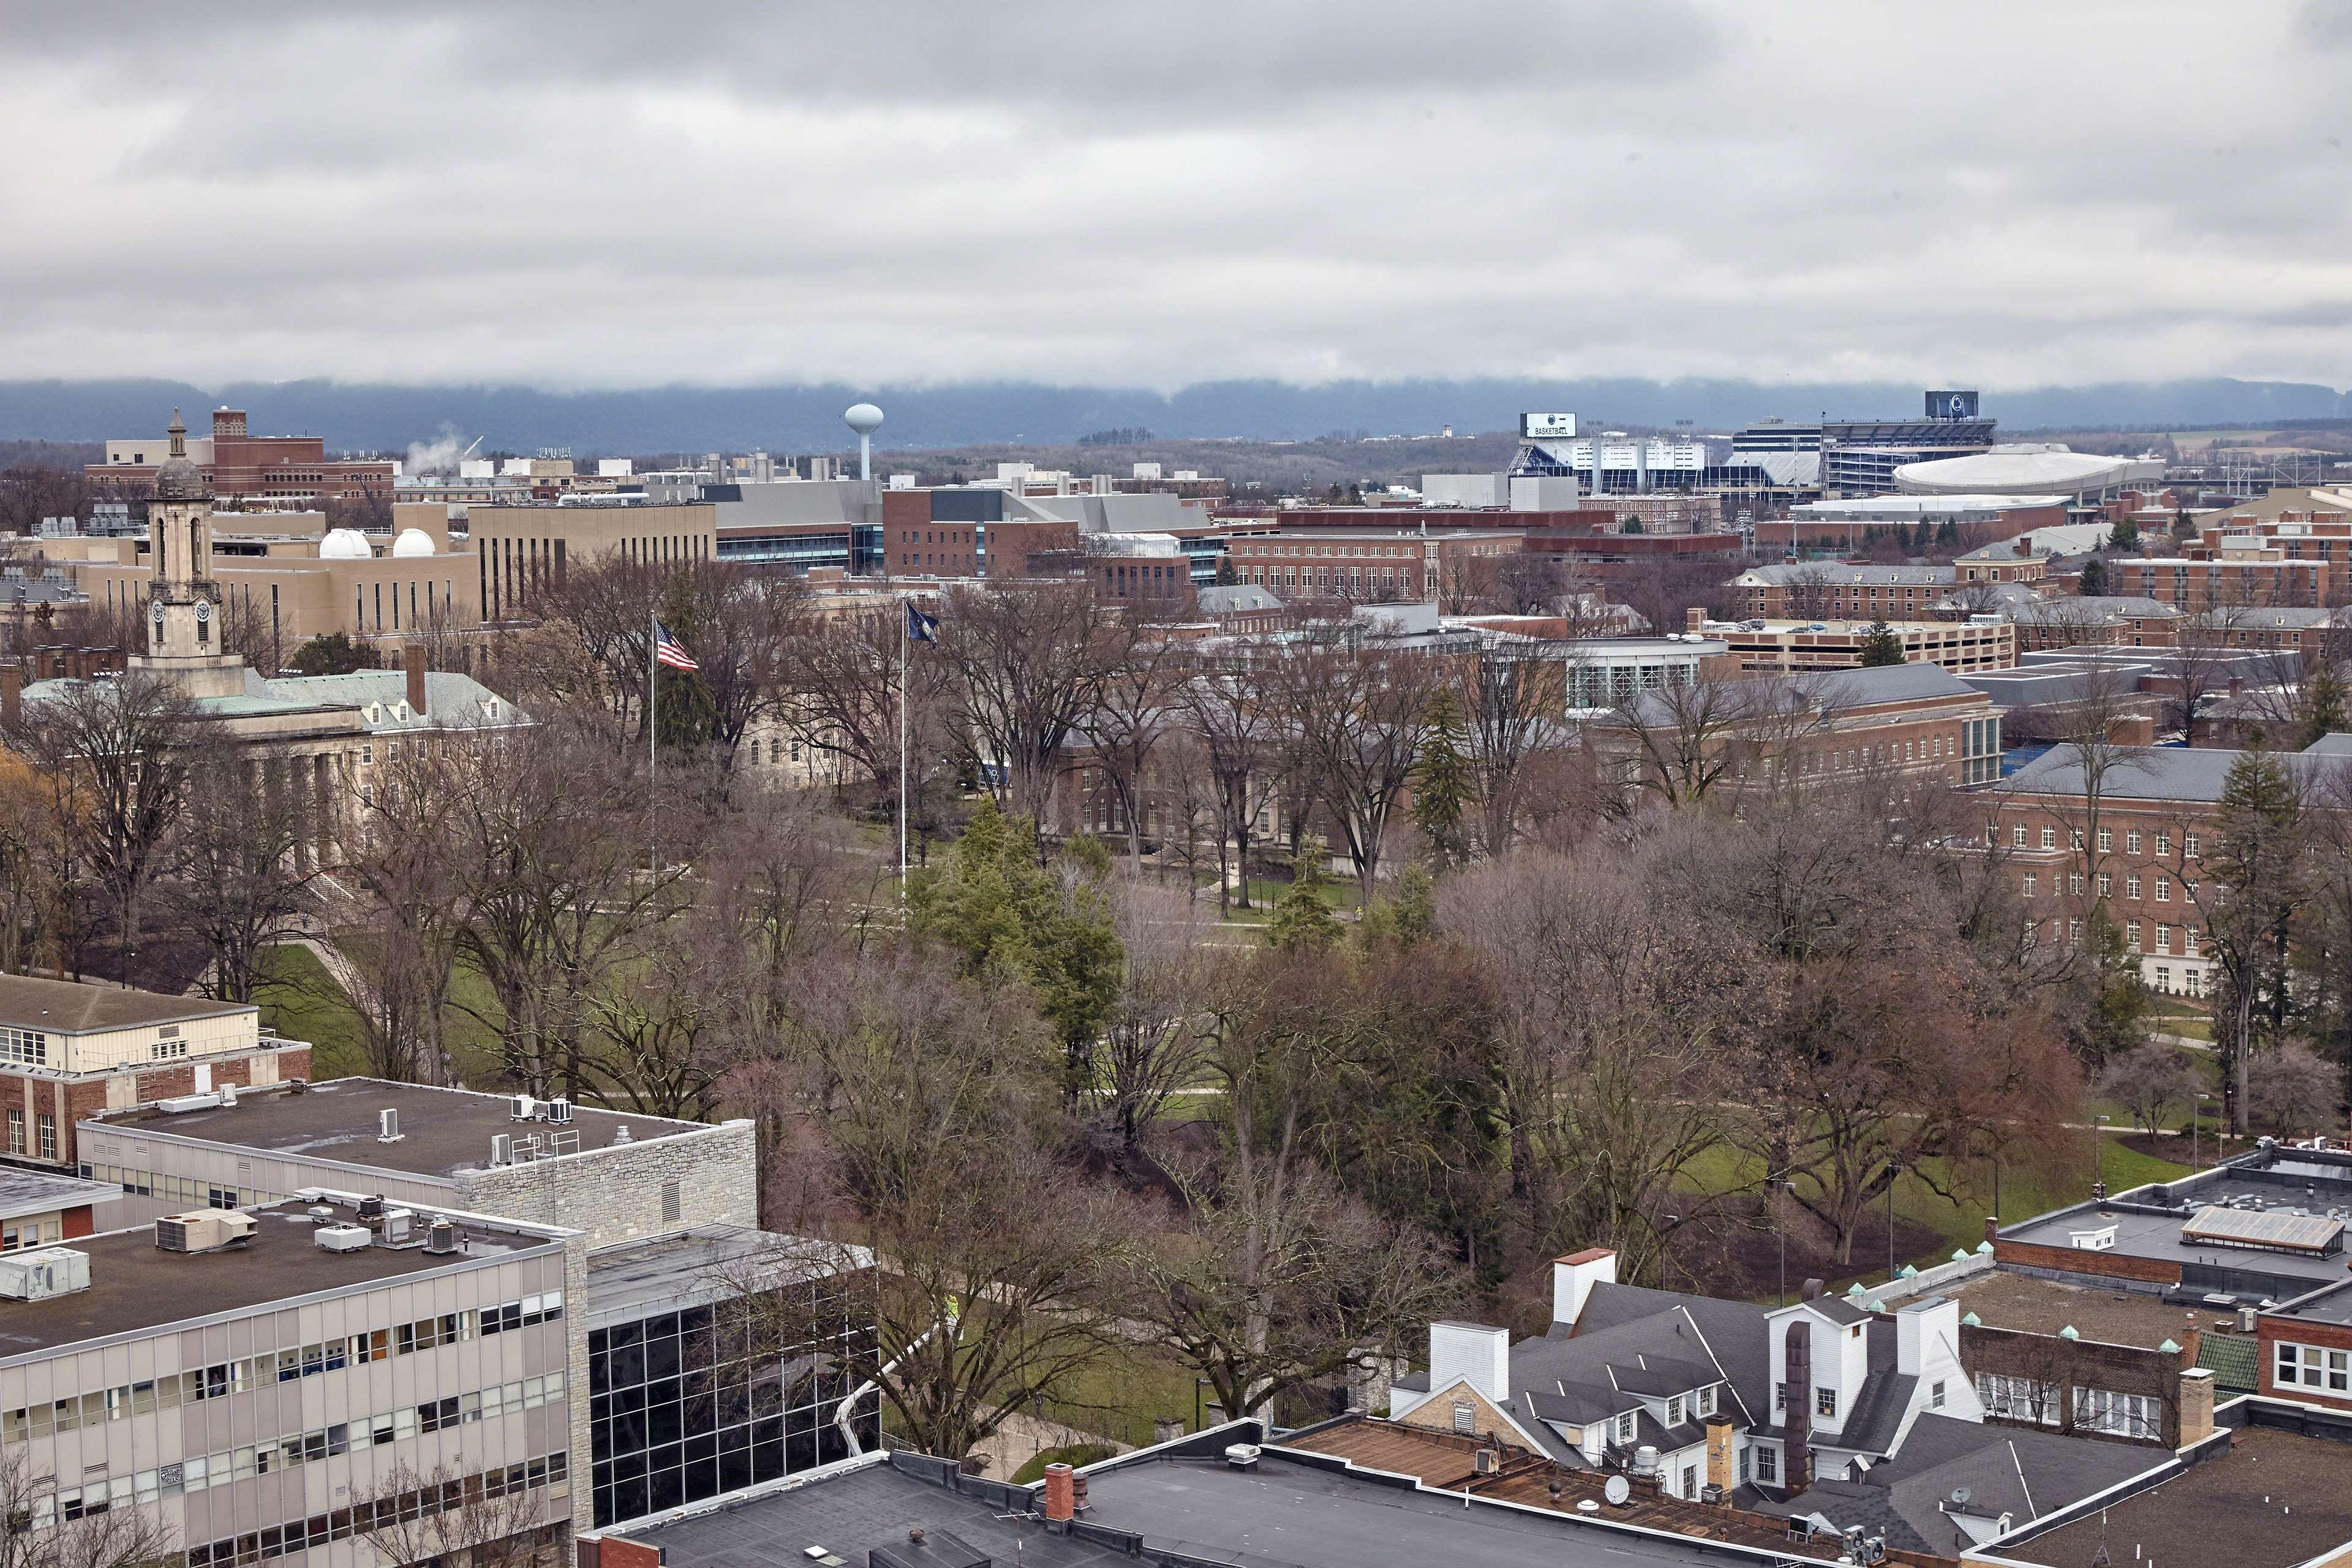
xmin=1936 ymin=519 xmax=1959 ymax=547
xmin=1213 ymin=554 xmax=1238 ymax=587
xmin=1858 ymin=620 xmax=1906 ymax=668
xmin=2078 ymin=556 xmax=2109 ymax=598
xmin=2207 ymin=749 xmax=2310 ymax=1129
xmin=909 ymin=799 xmax=1123 ymax=1081
xmin=1409 ymin=690 xmax=1474 ymax=866
xmin=288 ymin=631 xmax=369 ymax=676
xmin=2108 ymin=514 xmax=2141 ymax=552
xmin=2299 ymin=664 xmax=2349 ymax=749
xmin=1264 ymin=838 xmax=1344 ymax=952
xmin=1359 ymin=863 xmax=1438 ymax=950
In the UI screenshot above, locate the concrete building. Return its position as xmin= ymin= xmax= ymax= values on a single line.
xmin=78 ymin=1079 xmax=878 ymax=1532
xmin=0 ymin=1166 xmax=123 ymax=1250
xmin=92 ymin=409 xmax=396 ymax=505
xmin=1759 ymin=494 xmax=2066 ymax=553
xmin=464 ymin=503 xmax=715 ymax=622
xmin=0 ymin=1193 xmax=582 ymax=1564
xmin=1687 ymin=611 xmax=2016 ymax=676
xmin=0 ymin=974 xmax=311 ymax=1175
xmin=1896 ymin=446 xmax=2165 ymax=502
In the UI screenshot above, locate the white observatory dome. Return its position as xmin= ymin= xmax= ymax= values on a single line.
xmin=318 ymin=528 xmax=374 ymax=560
xmin=390 ymin=528 xmax=435 ymax=558
xmin=843 ymin=402 xmax=884 ymax=435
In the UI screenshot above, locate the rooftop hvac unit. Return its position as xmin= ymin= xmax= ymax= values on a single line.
xmin=490 ymin=1134 xmax=513 ymax=1166
xmin=219 ymin=1081 xmax=238 ymax=1108
xmin=1473 ymin=1448 xmax=1501 ymax=1476
xmin=156 ymin=1093 xmax=223 ymax=1115
xmin=154 ymin=1212 xmax=257 ymax=1254
xmin=510 ymin=1095 xmax=537 ymax=1121
xmin=0 ymin=1248 xmax=89 ymax=1301
xmin=546 ymin=1097 xmax=573 ymax=1124
xmin=356 ymin=1196 xmax=386 ymax=1221
xmin=423 ymin=1220 xmax=459 ymax=1255
xmin=382 ymin=1208 xmax=414 ymax=1245
xmin=1224 ymin=1444 xmax=1261 ymax=1471
xmin=314 ymin=1225 xmax=371 ymax=1253
xmin=378 ymin=1109 xmax=403 ymax=1143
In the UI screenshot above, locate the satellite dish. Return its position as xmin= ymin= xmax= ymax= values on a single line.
xmin=1951 ymin=1485 xmax=1972 ymax=1507
xmin=1604 ymin=1476 xmax=1631 ymax=1506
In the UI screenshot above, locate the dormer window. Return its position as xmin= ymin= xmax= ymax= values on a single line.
xmin=1667 ymin=1395 xmax=1684 ymax=1427
xmin=1697 ymin=1384 xmax=1717 ymax=1418
xmin=1614 ymin=1411 xmax=1635 ymax=1444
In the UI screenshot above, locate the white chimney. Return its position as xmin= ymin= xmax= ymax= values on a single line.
xmin=1553 ymin=1248 xmax=1618 ymax=1327
xmin=1896 ymin=1295 xmax=1958 ymax=1378
xmin=1430 ymin=1322 xmax=1511 ymax=1406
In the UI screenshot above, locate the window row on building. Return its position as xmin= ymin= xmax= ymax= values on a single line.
xmin=40 ymin=1373 xmax=566 ymax=1527
xmin=185 ymin=1451 xmax=569 ymax=1568
xmin=2 ymin=1291 xmax=563 ymax=1439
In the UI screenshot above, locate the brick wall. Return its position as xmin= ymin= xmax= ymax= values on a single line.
xmin=1992 ymin=1240 xmax=2183 ymax=1286
xmin=2258 ymin=1316 xmax=2352 ymax=1411
xmin=1 ymin=1044 xmax=309 ymax=1168
xmin=1395 ymin=1379 xmax=1535 ymax=1453
xmin=1961 ymin=1322 xmax=2189 ymax=1443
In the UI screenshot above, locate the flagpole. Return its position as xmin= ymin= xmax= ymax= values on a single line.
xmin=648 ymin=609 xmax=658 ymax=881
xmin=898 ymin=601 xmax=910 ymax=908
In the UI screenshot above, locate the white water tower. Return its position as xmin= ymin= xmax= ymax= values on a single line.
xmin=844 ymin=402 xmax=884 ymax=481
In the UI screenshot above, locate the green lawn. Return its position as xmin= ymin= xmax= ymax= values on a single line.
xmin=1033 ymin=1338 xmax=1207 ymax=1449
xmin=255 ymin=941 xmax=510 ymax=1085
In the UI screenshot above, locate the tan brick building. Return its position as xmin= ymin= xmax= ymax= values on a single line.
xmin=1226 ymin=529 xmax=1521 ymax=602
xmin=91 ymin=407 xmax=394 ymax=503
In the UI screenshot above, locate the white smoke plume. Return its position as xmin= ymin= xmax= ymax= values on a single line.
xmin=405 ymin=423 xmax=470 ymax=476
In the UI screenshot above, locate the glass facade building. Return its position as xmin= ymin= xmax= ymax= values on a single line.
xmin=587 ymin=1276 xmax=877 ymax=1528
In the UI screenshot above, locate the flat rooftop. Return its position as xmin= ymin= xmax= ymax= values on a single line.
xmin=584 ymin=1227 xmax=871 ymax=1328
xmin=1948 ymin=1270 xmax=2230 ymax=1349
xmin=0 ymin=1197 xmax=552 ymax=1358
xmin=2000 ymin=1152 xmax=2352 ymax=1291
xmin=1078 ymin=1449 xmax=1771 ymax=1568
xmin=2001 ymin=1425 xmax=2352 ymax=1568
xmin=97 ymin=1078 xmax=711 ymax=1181
xmin=2270 ymin=1276 xmax=2352 ymax=1328
xmin=0 ymin=1167 xmax=120 ymax=1223
xmin=617 ymin=1455 xmax=1124 ymax=1568
xmin=0 ymin=973 xmax=251 ymax=1033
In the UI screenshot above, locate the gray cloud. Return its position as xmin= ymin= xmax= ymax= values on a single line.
xmin=0 ymin=0 xmax=2345 ymax=392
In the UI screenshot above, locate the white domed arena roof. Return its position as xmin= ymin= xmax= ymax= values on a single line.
xmin=318 ymin=528 xmax=374 ymax=560
xmin=1896 ymin=447 xmax=2165 ymax=497
xmin=390 ymin=528 xmax=434 ymax=557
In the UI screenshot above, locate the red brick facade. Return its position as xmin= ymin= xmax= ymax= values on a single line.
xmin=1991 ymin=1238 xmax=2182 ymax=1286
xmin=0 ymin=1044 xmax=311 ymax=1170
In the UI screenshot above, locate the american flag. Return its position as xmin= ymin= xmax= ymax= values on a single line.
xmin=654 ymin=620 xmax=700 ymax=672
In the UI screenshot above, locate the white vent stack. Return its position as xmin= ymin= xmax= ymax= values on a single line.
xmin=844 ymin=403 xmax=884 ymax=482
xmin=612 ymin=1124 xmax=633 ymax=1145
xmin=378 ymin=1108 xmax=402 ymax=1143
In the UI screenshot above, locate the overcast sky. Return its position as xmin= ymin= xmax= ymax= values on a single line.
xmin=4 ymin=1 xmax=2348 ymax=392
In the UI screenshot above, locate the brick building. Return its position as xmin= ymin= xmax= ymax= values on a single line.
xmin=878 ymin=487 xmax=1080 ymax=579
xmin=2010 ymin=596 xmax=2180 ymax=652
xmin=2258 ymin=1277 xmax=2352 ymax=1411
xmin=1728 ymin=564 xmax=1961 ymax=621
xmin=1224 ymin=529 xmax=1521 ymax=602
xmin=2177 ymin=603 xmax=2352 ymax=660
xmin=0 ymin=975 xmax=311 ymax=1174
xmin=2114 ymin=554 xmax=2326 ymax=612
xmin=92 ymin=408 xmax=394 ymax=503
xmin=1983 ymin=737 xmax=2352 ymax=994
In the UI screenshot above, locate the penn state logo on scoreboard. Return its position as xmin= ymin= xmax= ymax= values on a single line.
xmin=1926 ymin=390 xmax=1979 ymax=420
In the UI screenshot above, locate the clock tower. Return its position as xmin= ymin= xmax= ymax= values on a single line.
xmin=130 ymin=409 xmax=247 ymax=696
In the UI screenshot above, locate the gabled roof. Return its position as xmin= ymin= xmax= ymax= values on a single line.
xmin=0 ymin=973 xmax=249 ymax=1033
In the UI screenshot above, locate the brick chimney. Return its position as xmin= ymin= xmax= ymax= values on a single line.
xmin=0 ymin=661 xmax=19 ymax=730
xmin=2178 ymin=1366 xmax=2216 ymax=1446
xmin=1686 ymin=606 xmax=1706 ymax=633
xmin=1704 ymin=1417 xmax=1735 ymax=1498
xmin=404 ymin=643 xmax=427 ymax=716
xmin=1042 ymin=1463 xmax=1076 ymax=1523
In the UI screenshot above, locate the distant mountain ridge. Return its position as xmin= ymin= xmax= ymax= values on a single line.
xmin=2 ymin=376 xmax=2344 ymax=454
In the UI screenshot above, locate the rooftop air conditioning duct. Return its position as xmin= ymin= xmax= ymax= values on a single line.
xmin=379 ymin=1109 xmax=403 ymax=1143
xmin=156 ymin=1093 xmax=222 ymax=1115
xmin=314 ymin=1225 xmax=371 ymax=1253
xmin=510 ymin=1095 xmax=537 ymax=1121
xmin=546 ymin=1097 xmax=573 ymax=1124
xmin=1224 ymin=1444 xmax=1261 ymax=1471
xmin=491 ymin=1134 xmax=513 ymax=1166
xmin=0 ymin=1248 xmax=89 ymax=1300
xmin=154 ymin=1212 xmax=257 ymax=1254
xmin=424 ymin=1220 xmax=460 ymax=1255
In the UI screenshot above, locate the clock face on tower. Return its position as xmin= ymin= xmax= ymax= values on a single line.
xmin=151 ymin=600 xmax=165 ymax=625
xmin=195 ymin=600 xmax=211 ymax=622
